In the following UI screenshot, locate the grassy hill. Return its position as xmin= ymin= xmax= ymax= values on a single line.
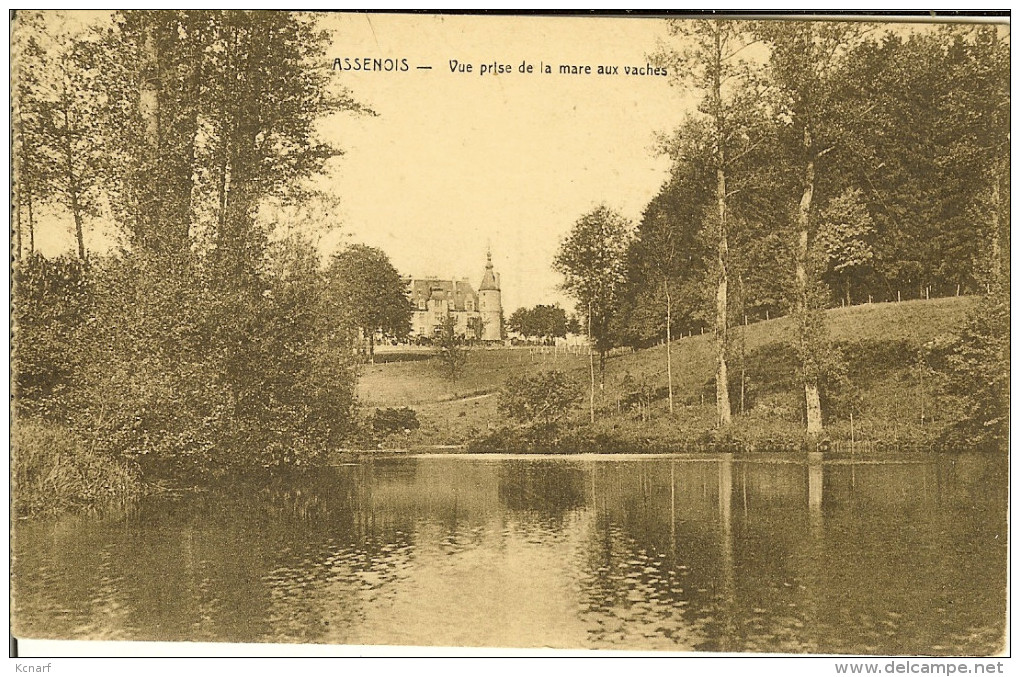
xmin=357 ymin=347 xmax=590 ymax=406
xmin=356 ymin=296 xmax=978 ymax=449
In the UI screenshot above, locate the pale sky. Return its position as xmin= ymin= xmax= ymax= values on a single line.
xmin=318 ymin=13 xmax=692 ymax=312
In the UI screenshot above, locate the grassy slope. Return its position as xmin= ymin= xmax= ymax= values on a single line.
xmin=358 ymin=347 xmax=591 ymax=406
xmin=603 ymin=295 xmax=976 ymax=401
xmin=358 ymin=297 xmax=977 ymax=447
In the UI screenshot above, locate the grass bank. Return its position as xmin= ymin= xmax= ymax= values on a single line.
xmin=357 ymin=345 xmax=589 ymax=406
xmin=12 ymin=420 xmax=146 ymax=517
xmin=358 ymin=297 xmax=978 ymax=452
xmin=356 ymin=345 xmax=589 ymax=447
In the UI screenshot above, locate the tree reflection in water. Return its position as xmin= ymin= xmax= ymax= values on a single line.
xmin=12 ymin=454 xmax=1006 ymax=654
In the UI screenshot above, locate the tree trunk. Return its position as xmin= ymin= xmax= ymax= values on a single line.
xmin=70 ymin=189 xmax=86 ymax=261
xmin=216 ymin=22 xmax=235 ymax=236
xmin=805 ymin=382 xmax=823 ymax=437
xmin=60 ymin=97 xmax=87 ymax=260
xmin=989 ymin=166 xmax=1001 ymax=286
xmin=26 ymin=190 xmax=34 ymax=256
xmin=665 ymin=281 xmax=673 ymax=415
xmin=139 ymin=25 xmax=160 ymax=147
xmin=15 ymin=106 xmax=34 ymax=258
xmin=174 ymin=29 xmax=204 ymax=248
xmin=797 ymin=126 xmax=823 ymax=439
xmin=14 ymin=178 xmax=22 ymax=263
xmin=368 ymin=331 xmax=375 ymax=364
xmin=740 ymin=313 xmax=747 ymax=415
xmin=216 ymin=110 xmax=231 ymax=239
xmin=599 ymin=350 xmax=606 ymax=390
xmin=135 ymin=17 xmax=161 ymax=253
xmin=715 ymin=173 xmax=732 ymax=427
xmin=588 ymin=302 xmax=595 ymax=424
xmin=987 ymin=27 xmax=1004 ymax=289
xmin=713 ymin=27 xmax=732 ymax=428
xmin=13 ymin=103 xmax=23 ymax=262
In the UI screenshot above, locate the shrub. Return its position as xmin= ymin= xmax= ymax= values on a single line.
xmin=498 ymin=370 xmax=581 ymax=426
xmin=620 ymin=371 xmax=661 ymax=421
xmin=12 ymin=255 xmax=93 ymax=419
xmin=928 ymin=289 xmax=1009 ymax=452
xmin=467 ymin=422 xmax=578 ymax=453
xmin=11 ymin=245 xmax=361 ymax=482
xmin=467 ymin=425 xmax=533 ymax=453
xmin=434 ymin=315 xmax=466 ymax=380
xmin=835 ymin=338 xmax=918 ymax=382
xmin=743 ymin=342 xmax=800 ymax=396
xmin=65 ymin=241 xmax=359 ymax=480
xmin=369 ymin=407 xmax=421 ymax=435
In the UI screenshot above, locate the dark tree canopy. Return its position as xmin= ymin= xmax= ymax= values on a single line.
xmin=553 ymin=204 xmax=631 ymax=381
xmin=327 ymin=244 xmax=412 ymax=358
xmin=508 ymin=304 xmax=568 ymax=340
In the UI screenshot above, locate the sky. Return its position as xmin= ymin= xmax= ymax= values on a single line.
xmin=315 ymin=13 xmax=695 ymax=313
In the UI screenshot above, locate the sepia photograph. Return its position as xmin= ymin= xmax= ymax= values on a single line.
xmin=8 ymin=9 xmax=1010 ymax=661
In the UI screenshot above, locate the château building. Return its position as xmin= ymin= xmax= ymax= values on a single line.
xmin=408 ymin=251 xmax=503 ymax=342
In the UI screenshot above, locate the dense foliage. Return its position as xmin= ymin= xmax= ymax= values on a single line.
xmin=326 ymin=244 xmax=413 ymax=361
xmin=12 ymin=11 xmax=368 ymax=481
xmin=498 ymin=371 xmax=582 ymax=427
xmin=562 ymin=21 xmax=1009 ymax=443
xmin=927 ymin=288 xmax=1010 ymax=451
xmin=633 ymin=24 xmax=1009 ymax=329
xmin=12 ymin=255 xmax=92 ymax=418
xmin=508 ymin=304 xmax=568 ymax=340
xmin=368 ymin=408 xmax=421 ymax=436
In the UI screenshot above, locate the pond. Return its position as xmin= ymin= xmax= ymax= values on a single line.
xmin=11 ymin=453 xmax=1007 ymax=654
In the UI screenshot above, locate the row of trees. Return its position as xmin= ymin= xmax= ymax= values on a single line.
xmin=555 ymin=21 xmax=1008 ymax=442
xmin=507 ymin=304 xmax=579 ymax=341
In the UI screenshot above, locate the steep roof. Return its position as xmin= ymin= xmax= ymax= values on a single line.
xmin=409 ymin=278 xmax=478 ymax=312
xmin=479 ymin=251 xmax=499 ymax=291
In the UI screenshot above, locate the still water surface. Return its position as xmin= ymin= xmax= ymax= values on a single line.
xmin=13 ymin=454 xmax=1006 ymax=654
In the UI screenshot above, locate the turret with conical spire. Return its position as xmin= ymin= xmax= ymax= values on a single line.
xmin=478 ymin=248 xmax=503 ymax=341
xmin=479 ymin=249 xmax=499 ymax=291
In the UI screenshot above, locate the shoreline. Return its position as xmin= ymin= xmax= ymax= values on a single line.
xmin=332 ymin=439 xmax=942 ymax=458
xmin=330 ymin=450 xmax=936 ymax=464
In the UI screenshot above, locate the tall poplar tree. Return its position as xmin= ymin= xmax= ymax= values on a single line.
xmin=756 ymin=20 xmax=869 ymax=439
xmin=654 ymin=19 xmax=762 ymax=427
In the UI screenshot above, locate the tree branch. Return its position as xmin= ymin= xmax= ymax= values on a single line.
xmin=725 ymin=136 xmax=766 ymax=166
xmin=816 ymin=144 xmax=836 ymax=159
